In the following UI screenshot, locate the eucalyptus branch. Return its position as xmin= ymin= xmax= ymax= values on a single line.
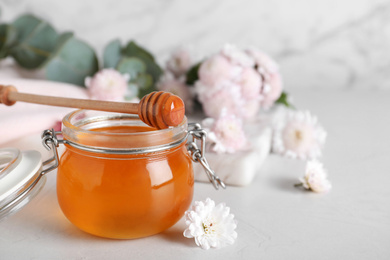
xmin=0 ymin=13 xmax=162 ymax=95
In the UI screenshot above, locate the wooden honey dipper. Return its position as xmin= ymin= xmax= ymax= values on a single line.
xmin=0 ymin=85 xmax=185 ymax=129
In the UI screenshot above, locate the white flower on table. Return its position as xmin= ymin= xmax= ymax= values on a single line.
xmin=298 ymin=160 xmax=332 ymax=193
xmin=272 ymin=109 xmax=327 ymax=160
xmin=183 ymin=198 xmax=237 ymax=250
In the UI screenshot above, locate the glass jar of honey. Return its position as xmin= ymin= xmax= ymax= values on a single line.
xmin=58 ymin=109 xmax=196 ymax=239
xmin=0 ymin=110 xmax=224 ymax=239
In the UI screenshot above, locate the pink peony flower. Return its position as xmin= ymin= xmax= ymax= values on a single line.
xmin=260 ymin=73 xmax=283 ymax=109
xmin=198 ymin=54 xmax=234 ymax=87
xmin=196 ymin=81 xmax=244 ymax=119
xmin=157 ymin=72 xmax=193 ymax=112
xmin=194 ymin=45 xmax=283 ymax=120
xmin=166 ymin=47 xmax=194 ymax=77
xmin=246 ymin=48 xmax=283 ymax=109
xmin=272 ymin=110 xmax=327 ymax=160
xmin=222 ymin=44 xmax=255 ymax=67
xmin=241 ymin=99 xmax=261 ymax=120
xmin=85 ymin=69 xmax=130 ymax=102
xmin=202 ymin=110 xmax=247 ymax=154
xmin=246 ymin=48 xmax=279 ymax=74
xmin=238 ymin=67 xmax=262 ymax=100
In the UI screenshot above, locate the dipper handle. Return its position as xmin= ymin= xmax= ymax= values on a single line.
xmin=0 ymin=85 xmax=185 ymax=129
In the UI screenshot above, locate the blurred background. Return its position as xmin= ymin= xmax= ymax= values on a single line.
xmin=1 ymin=0 xmax=389 ymax=90
xmin=1 ymin=2 xmax=390 ymax=259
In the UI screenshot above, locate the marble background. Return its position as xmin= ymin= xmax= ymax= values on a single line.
xmin=1 ymin=0 xmax=390 ymax=90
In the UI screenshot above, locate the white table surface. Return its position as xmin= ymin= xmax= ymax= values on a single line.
xmin=0 ymin=89 xmax=389 ymax=260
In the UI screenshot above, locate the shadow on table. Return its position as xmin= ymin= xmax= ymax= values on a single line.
xmin=268 ymin=175 xmax=300 ymax=194
xmin=5 ymin=183 xmax=200 ymax=245
xmin=159 ymin=225 xmax=198 ymax=248
xmin=4 ymin=173 xmax=200 ymax=245
xmin=2 ymin=181 xmax=104 ymax=242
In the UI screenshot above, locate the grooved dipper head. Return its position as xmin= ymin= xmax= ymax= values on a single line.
xmin=138 ymin=91 xmax=185 ymax=129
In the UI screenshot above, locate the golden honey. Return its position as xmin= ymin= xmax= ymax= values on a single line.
xmin=57 ymin=111 xmax=194 ymax=239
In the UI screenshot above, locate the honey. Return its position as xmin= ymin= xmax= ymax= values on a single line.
xmin=57 ymin=111 xmax=194 ymax=239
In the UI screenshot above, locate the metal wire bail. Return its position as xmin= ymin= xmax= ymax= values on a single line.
xmin=40 ymin=126 xmax=226 ymax=189
xmin=187 ymin=123 xmax=226 ymax=190
xmin=41 ymin=129 xmax=62 ymax=175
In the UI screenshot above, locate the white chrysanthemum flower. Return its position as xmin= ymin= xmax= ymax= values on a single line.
xmin=299 ymin=160 xmax=332 ymax=193
xmin=183 ymin=198 xmax=237 ymax=250
xmin=272 ymin=110 xmax=327 ymax=160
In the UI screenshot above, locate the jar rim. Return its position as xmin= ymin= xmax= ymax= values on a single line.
xmin=61 ymin=110 xmax=188 ymax=154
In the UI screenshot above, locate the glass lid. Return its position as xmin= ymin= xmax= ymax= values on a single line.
xmin=0 ymin=148 xmax=46 ymax=221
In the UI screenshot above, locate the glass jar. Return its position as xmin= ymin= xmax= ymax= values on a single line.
xmin=0 ymin=110 xmax=224 ymax=239
xmin=58 ymin=110 xmax=195 ymax=239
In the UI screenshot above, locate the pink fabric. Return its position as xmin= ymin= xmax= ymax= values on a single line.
xmin=0 ymin=79 xmax=88 ymax=146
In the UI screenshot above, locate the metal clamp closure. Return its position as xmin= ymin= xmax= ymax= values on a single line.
xmin=41 ymin=129 xmax=64 ymax=175
xmin=40 ymin=126 xmax=227 ymax=190
xmin=0 ymin=129 xmax=62 ymax=215
xmin=187 ymin=123 xmax=226 ymax=190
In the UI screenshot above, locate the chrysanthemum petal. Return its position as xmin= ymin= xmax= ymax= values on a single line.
xmin=183 ymin=198 xmax=237 ymax=249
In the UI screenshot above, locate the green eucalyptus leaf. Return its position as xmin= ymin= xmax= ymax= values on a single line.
xmin=0 ymin=23 xmax=18 ymax=58
xmin=143 ymin=58 xmax=162 ymax=83
xmin=134 ymin=73 xmax=154 ymax=98
xmin=123 ymin=41 xmax=155 ymax=61
xmin=185 ymin=62 xmax=201 ymax=85
xmin=103 ymin=39 xmax=122 ymax=68
xmin=122 ymin=40 xmax=162 ymax=85
xmin=11 ymin=14 xmax=58 ymax=69
xmin=134 ymin=73 xmax=153 ymax=89
xmin=44 ymin=33 xmax=99 ymax=86
xmin=116 ymin=56 xmax=146 ymax=78
xmin=126 ymin=83 xmax=139 ymax=101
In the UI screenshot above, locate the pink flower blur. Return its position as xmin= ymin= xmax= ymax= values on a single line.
xmin=166 ymin=47 xmax=193 ymax=77
xmin=157 ymin=73 xmax=193 ymax=111
xmin=85 ymin=68 xmax=129 ymax=102
xmin=247 ymin=48 xmax=283 ymax=109
xmin=196 ymin=81 xmax=244 ymax=119
xmin=203 ymin=110 xmax=247 ymax=154
xmin=198 ymin=55 xmax=234 ymax=87
xmin=260 ymin=73 xmax=283 ymax=109
xmin=239 ymin=67 xmax=262 ymax=100
xmin=195 ymin=44 xmax=283 ymax=120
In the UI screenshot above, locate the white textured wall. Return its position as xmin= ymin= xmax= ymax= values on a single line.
xmin=1 ymin=0 xmax=390 ymax=89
